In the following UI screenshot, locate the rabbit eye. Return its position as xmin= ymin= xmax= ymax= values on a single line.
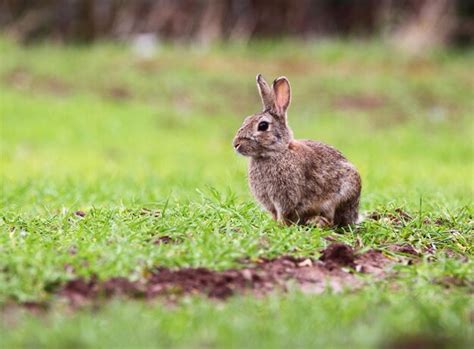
xmin=258 ymin=121 xmax=269 ymax=131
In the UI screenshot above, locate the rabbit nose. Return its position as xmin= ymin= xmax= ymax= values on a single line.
xmin=234 ymin=142 xmax=241 ymax=150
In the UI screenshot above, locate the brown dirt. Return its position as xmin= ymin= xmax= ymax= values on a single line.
xmin=354 ymin=249 xmax=391 ymax=275
xmin=389 ymin=244 xmax=420 ymax=257
xmin=102 ymin=86 xmax=132 ymax=101
xmin=21 ymin=301 xmax=49 ymax=315
xmin=434 ymin=276 xmax=474 ymax=292
xmin=153 ymin=235 xmax=180 ymax=245
xmin=56 ymin=243 xmax=393 ymax=307
xmin=334 ymin=94 xmax=387 ymax=111
xmin=384 ymin=334 xmax=454 ymax=349
xmin=3 ymin=67 xmax=134 ymax=103
xmin=74 ymin=210 xmax=86 ymax=217
xmin=3 ymin=67 xmax=73 ymax=96
xmin=59 ymin=277 xmax=145 ymax=307
xmin=319 ymin=243 xmax=356 ymax=269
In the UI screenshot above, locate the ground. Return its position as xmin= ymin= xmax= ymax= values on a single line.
xmin=0 ymin=38 xmax=473 ymax=348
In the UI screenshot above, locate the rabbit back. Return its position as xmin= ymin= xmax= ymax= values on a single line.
xmin=248 ymin=139 xmax=361 ymax=225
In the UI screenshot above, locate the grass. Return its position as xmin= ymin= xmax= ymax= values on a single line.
xmin=0 ymin=37 xmax=473 ymax=348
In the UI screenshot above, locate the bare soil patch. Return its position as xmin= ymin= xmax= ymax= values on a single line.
xmin=101 ymin=86 xmax=132 ymax=101
xmin=153 ymin=235 xmax=181 ymax=245
xmin=3 ymin=67 xmax=73 ymax=96
xmin=334 ymin=94 xmax=387 ymax=111
xmin=55 ymin=243 xmax=394 ymax=307
xmin=74 ymin=210 xmax=86 ymax=217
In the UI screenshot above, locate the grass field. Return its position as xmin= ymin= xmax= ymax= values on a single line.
xmin=0 ymin=37 xmax=473 ymax=348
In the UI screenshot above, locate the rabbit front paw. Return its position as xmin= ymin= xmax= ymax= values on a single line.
xmin=307 ymin=215 xmax=332 ymax=228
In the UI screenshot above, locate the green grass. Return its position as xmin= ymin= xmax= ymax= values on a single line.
xmin=0 ymin=37 xmax=473 ymax=348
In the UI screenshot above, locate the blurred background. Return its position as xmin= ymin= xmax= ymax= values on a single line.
xmin=1 ymin=0 xmax=473 ymax=50
xmin=0 ymin=0 xmax=473 ymax=211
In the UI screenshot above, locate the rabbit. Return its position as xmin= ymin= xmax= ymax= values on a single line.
xmin=232 ymin=74 xmax=361 ymax=227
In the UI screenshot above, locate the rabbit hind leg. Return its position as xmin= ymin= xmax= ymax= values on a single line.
xmin=334 ymin=197 xmax=359 ymax=227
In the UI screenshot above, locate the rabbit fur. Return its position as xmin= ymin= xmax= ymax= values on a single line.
xmin=233 ymin=74 xmax=361 ymax=227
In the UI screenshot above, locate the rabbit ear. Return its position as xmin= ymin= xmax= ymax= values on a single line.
xmin=272 ymin=77 xmax=291 ymax=116
xmin=256 ymin=74 xmax=274 ymax=111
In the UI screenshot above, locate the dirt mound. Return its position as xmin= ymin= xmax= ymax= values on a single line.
xmin=59 ymin=277 xmax=145 ymax=307
xmin=319 ymin=243 xmax=356 ymax=268
xmin=57 ymin=243 xmax=393 ymax=307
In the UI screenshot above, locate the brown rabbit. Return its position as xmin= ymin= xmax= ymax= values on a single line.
xmin=233 ymin=74 xmax=361 ymax=227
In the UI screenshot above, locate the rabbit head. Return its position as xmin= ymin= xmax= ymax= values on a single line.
xmin=233 ymin=74 xmax=294 ymax=158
